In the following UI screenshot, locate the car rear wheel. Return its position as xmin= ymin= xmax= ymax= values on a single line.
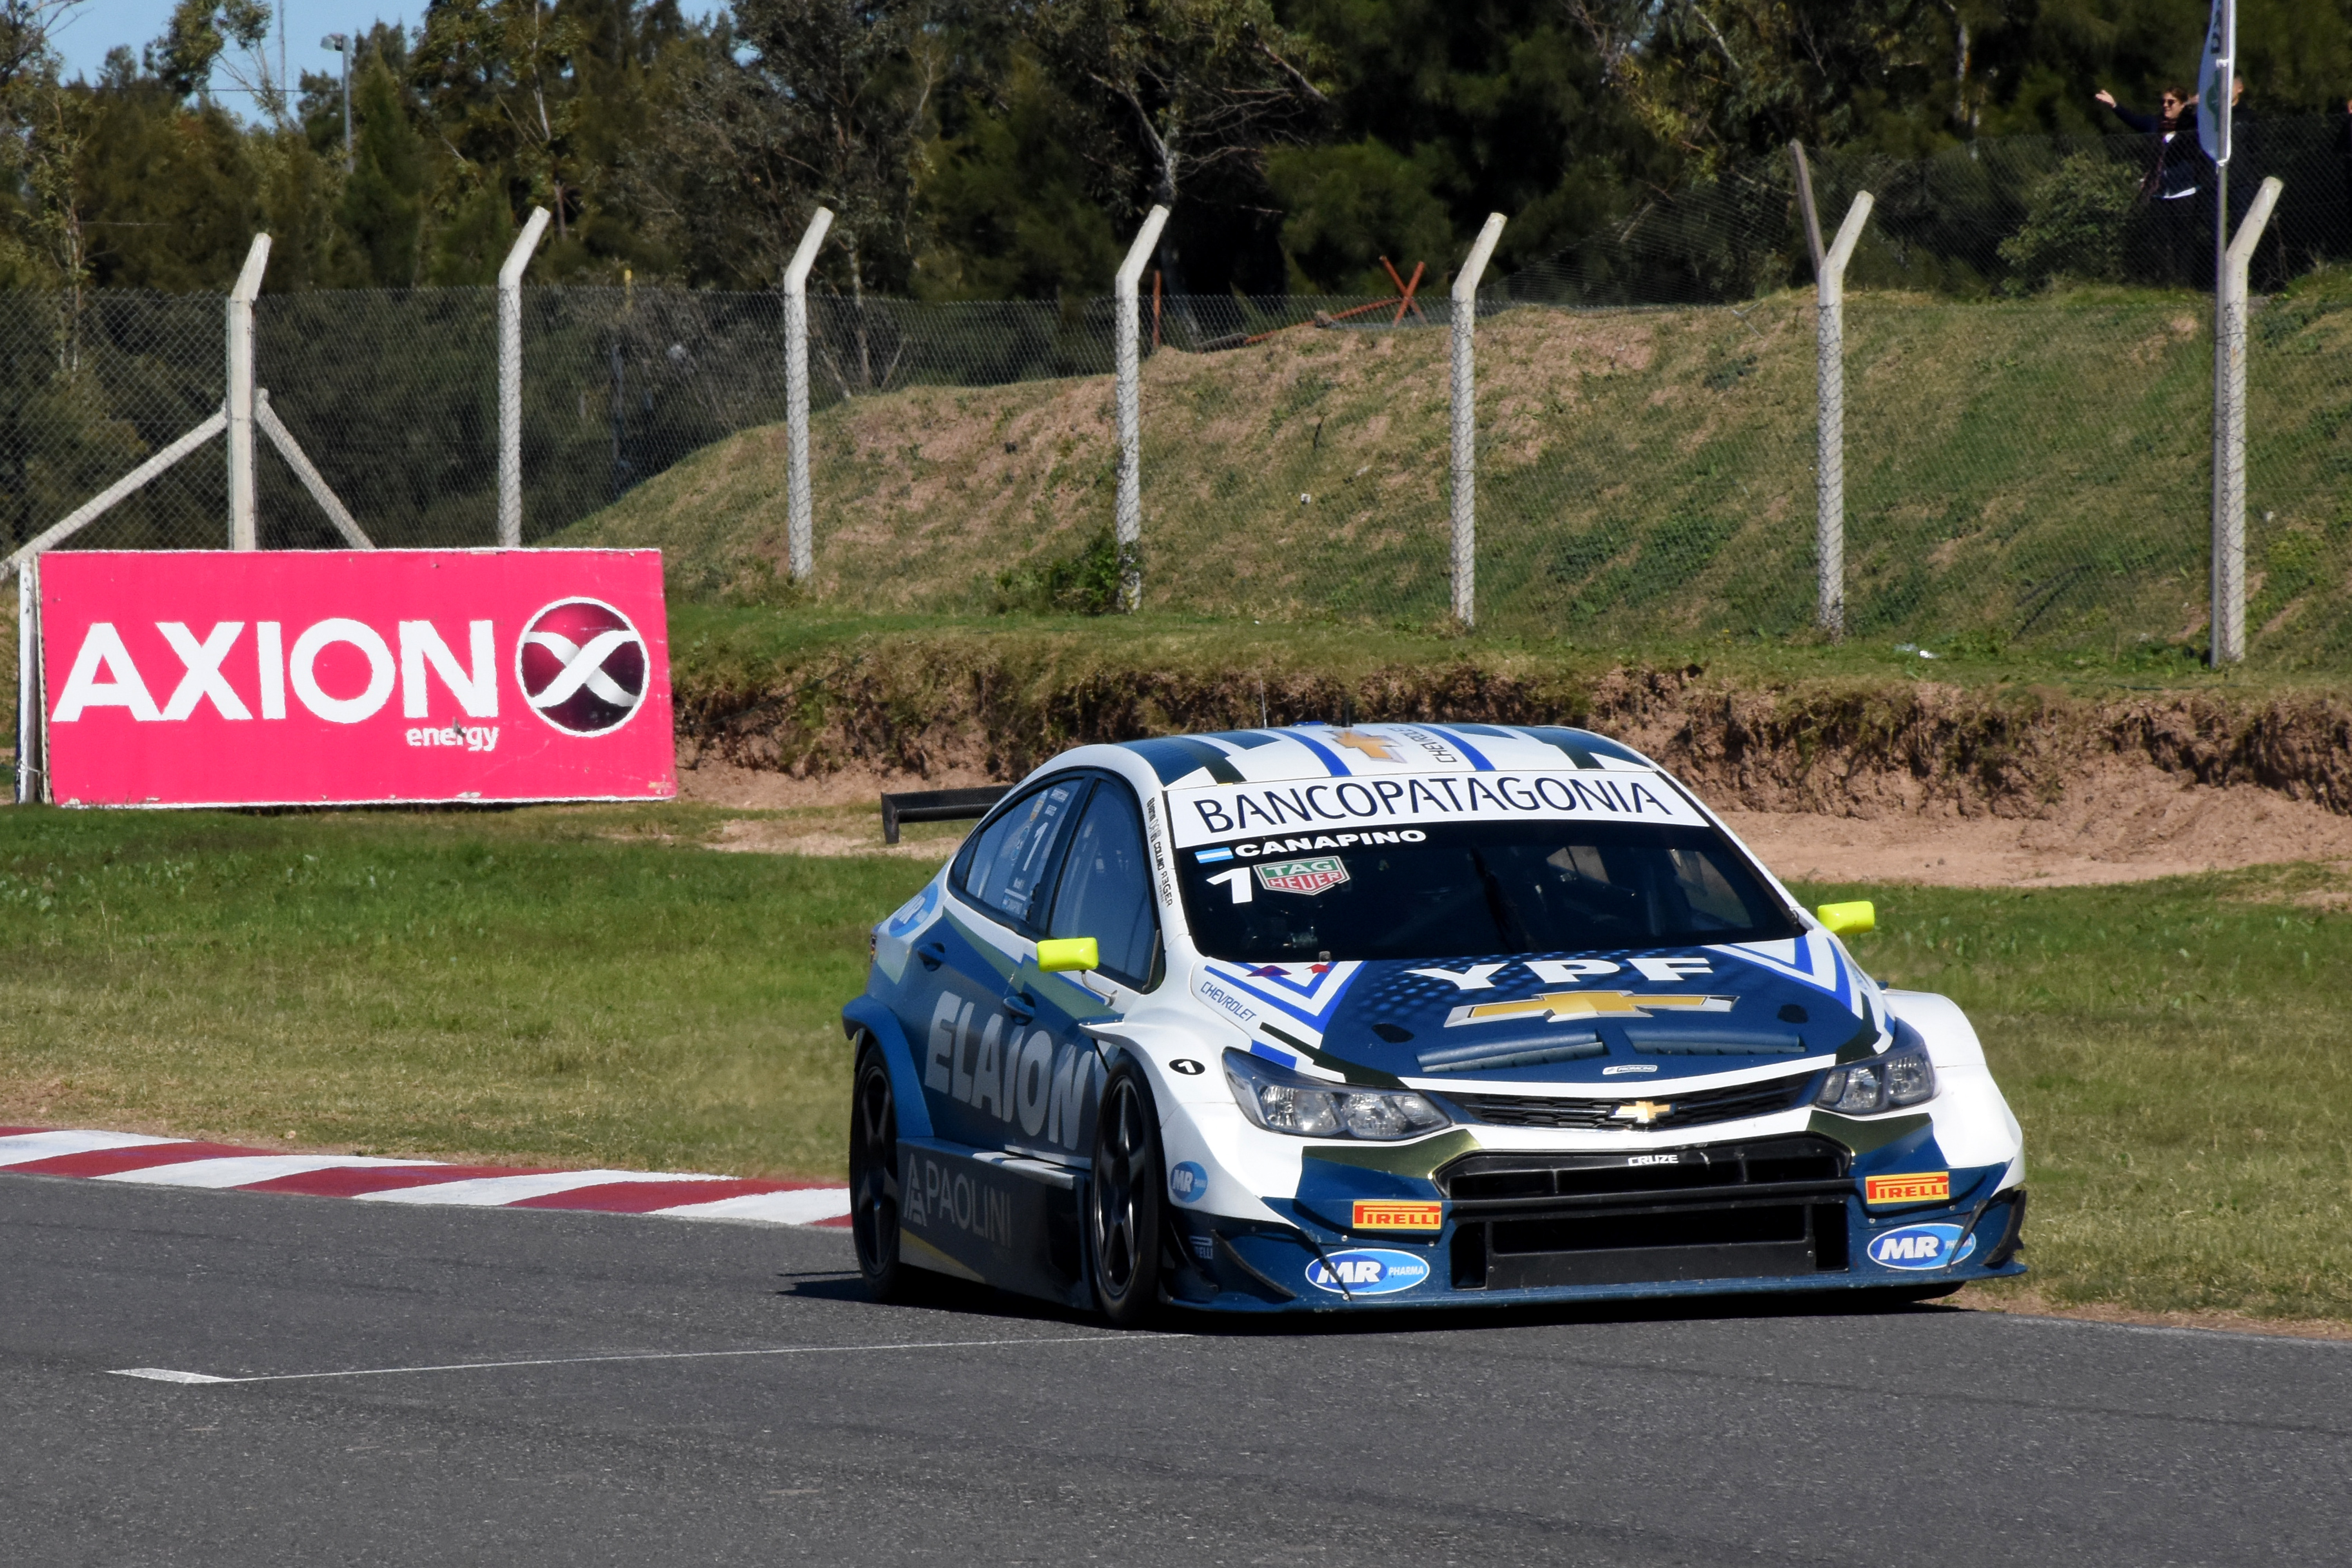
xmin=1087 ymin=1062 xmax=1164 ymax=1327
xmin=849 ymin=1039 xmax=911 ymax=1301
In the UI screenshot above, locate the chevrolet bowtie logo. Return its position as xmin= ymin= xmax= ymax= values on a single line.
xmin=1612 ymin=1100 xmax=1673 ymax=1125
xmin=1443 ymin=990 xmax=1737 ymax=1028
xmin=1331 ymin=728 xmax=1399 ymax=762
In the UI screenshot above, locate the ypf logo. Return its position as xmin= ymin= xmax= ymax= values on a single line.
xmin=517 ymin=599 xmax=648 ymax=737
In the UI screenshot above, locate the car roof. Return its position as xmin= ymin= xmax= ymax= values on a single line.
xmin=1109 ymin=723 xmax=1656 ymax=788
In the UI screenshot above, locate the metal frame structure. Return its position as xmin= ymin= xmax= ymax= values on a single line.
xmin=2210 ymin=175 xmax=2283 ymax=665
xmin=1114 ymin=206 xmax=1172 ymax=612
xmin=1448 ymin=213 xmax=1506 ymax=628
xmin=784 ymin=207 xmax=835 ymax=583
xmin=497 ymin=208 xmax=553 ymax=548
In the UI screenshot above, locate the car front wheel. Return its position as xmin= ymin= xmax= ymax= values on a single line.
xmin=1087 ymin=1062 xmax=1165 ymax=1327
xmin=849 ymin=1038 xmax=911 ymax=1301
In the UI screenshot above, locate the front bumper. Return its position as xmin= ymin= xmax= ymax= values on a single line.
xmin=1160 ymin=1131 xmax=2027 ymax=1313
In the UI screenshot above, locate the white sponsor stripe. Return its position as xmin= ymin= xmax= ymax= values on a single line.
xmin=106 ymin=1333 xmax=1186 ymax=1387
xmin=350 ymin=1169 xmax=732 ymax=1207
xmin=652 ymin=1189 xmax=852 ymax=1225
xmin=0 ymin=1130 xmax=185 ymax=1167
xmin=93 ymin=1156 xmax=443 ymax=1189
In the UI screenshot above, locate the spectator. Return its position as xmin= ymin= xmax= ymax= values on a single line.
xmin=2094 ymin=85 xmax=2212 ymax=287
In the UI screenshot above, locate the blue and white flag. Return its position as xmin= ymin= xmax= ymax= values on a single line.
xmin=2197 ymin=0 xmax=2235 ymax=163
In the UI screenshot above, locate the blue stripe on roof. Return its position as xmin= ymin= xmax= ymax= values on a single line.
xmin=1282 ymin=728 xmax=1349 ymax=775
xmin=1196 ymin=730 xmax=1288 ymax=750
xmin=1508 ymin=726 xmax=1598 ymax=768
xmin=1121 ymin=736 xmax=1245 ymax=784
xmin=1421 ymin=724 xmax=1495 ymax=771
xmin=1517 ymin=725 xmax=1645 ymax=765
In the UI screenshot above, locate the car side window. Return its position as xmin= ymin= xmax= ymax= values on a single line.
xmin=1047 ymin=782 xmax=1161 ymax=988
xmin=958 ymin=777 xmax=1089 ymax=929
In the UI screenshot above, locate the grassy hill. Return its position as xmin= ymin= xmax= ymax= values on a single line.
xmin=569 ymin=281 xmax=2352 ymax=662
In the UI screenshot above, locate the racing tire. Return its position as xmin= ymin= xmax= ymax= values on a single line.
xmin=849 ymin=1038 xmax=913 ymax=1302
xmin=1087 ymin=1061 xmax=1165 ymax=1328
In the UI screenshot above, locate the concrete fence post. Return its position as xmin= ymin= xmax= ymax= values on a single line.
xmin=783 ymin=207 xmax=835 ymax=583
xmin=1448 ymin=212 xmax=1507 ymax=628
xmin=2212 ymin=174 xmax=2283 ymax=666
xmin=225 ymin=235 xmax=271 ymax=550
xmin=1812 ymin=193 xmax=1873 ymax=640
xmin=497 ymin=207 xmax=552 ymax=548
xmin=1113 ymin=205 xmax=1170 ymax=612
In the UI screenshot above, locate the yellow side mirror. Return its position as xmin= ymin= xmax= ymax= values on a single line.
xmin=1036 ymin=937 xmax=1099 ymax=973
xmin=1816 ymin=900 xmax=1876 ymax=937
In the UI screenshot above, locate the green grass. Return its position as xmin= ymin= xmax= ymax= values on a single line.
xmin=2 ymin=804 xmax=2348 ymax=1320
xmin=1802 ymin=865 xmax=2352 ymax=1321
xmin=557 ymin=282 xmax=2352 ymax=664
xmin=0 ymin=803 xmax=940 ymax=1178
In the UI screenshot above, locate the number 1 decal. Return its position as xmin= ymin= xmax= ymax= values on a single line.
xmin=1206 ymin=866 xmax=1253 ymax=904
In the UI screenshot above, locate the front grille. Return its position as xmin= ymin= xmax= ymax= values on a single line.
xmin=1440 ymin=1070 xmax=1818 ymax=1132
xmin=1439 ymin=1136 xmax=1855 ymax=1290
xmin=1438 ymin=1135 xmax=1850 ymax=1204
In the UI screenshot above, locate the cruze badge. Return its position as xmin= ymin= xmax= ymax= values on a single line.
xmin=1445 ymin=991 xmax=1736 ymax=1028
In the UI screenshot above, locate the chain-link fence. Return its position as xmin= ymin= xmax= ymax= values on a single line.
xmin=8 ymin=118 xmax=2352 ymax=660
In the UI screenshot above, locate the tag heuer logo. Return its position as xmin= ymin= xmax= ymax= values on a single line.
xmin=1255 ymin=857 xmax=1349 ymax=896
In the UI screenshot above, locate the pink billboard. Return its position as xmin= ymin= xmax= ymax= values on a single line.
xmin=30 ymin=550 xmax=676 ymax=807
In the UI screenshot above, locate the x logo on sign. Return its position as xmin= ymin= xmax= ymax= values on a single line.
xmin=524 ymin=628 xmax=641 ymax=709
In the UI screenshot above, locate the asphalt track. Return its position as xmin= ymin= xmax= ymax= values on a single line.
xmin=3 ymin=1173 xmax=2344 ymax=1567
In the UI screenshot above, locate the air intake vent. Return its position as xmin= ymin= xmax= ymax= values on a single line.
xmin=1441 ymin=1071 xmax=1817 ymax=1132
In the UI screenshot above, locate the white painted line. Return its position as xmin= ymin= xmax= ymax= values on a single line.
xmin=94 ymin=1156 xmax=443 ymax=1189
xmin=349 ymin=1170 xmax=733 ymax=1207
xmin=653 ymin=1189 xmax=853 ymax=1225
xmin=1993 ymin=1312 xmax=2352 ymax=1349
xmin=0 ymin=1130 xmax=183 ymax=1167
xmin=107 ymin=1333 xmax=1185 ymax=1386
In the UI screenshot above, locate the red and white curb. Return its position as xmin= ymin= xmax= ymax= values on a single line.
xmin=0 ymin=1128 xmax=851 ymax=1227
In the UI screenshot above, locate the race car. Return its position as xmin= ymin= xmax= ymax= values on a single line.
xmin=842 ymin=722 xmax=2026 ymax=1320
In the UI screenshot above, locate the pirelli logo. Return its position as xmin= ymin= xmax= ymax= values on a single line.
xmin=1865 ymin=1172 xmax=1951 ymax=1206
xmin=1353 ymin=1200 xmax=1443 ymax=1232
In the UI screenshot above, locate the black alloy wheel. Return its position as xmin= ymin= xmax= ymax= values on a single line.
xmin=849 ymin=1040 xmax=910 ymax=1300
xmin=1087 ymin=1062 xmax=1165 ymax=1327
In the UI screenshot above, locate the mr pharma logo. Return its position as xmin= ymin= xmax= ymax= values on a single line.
xmin=1304 ymin=1248 xmax=1432 ymax=1296
xmin=1867 ymin=1223 xmax=1977 ymax=1271
xmin=518 ymin=599 xmax=647 ymax=737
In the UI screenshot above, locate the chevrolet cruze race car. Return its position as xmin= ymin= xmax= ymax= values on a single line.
xmin=843 ymin=723 xmax=2026 ymax=1321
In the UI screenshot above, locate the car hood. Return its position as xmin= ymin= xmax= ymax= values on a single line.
xmin=1188 ymin=933 xmax=1880 ymax=1087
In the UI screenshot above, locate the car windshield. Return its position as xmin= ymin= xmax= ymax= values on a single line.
xmin=1176 ymin=821 xmax=1798 ymax=962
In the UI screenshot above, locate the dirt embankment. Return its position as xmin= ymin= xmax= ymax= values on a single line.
xmin=671 ymin=646 xmax=2352 ymax=885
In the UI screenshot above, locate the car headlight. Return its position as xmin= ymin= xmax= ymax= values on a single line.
xmin=1223 ymin=1048 xmax=1450 ymax=1140
xmin=1814 ymin=1040 xmax=1936 ymax=1114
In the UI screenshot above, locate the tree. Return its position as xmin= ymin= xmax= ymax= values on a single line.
xmin=916 ymin=47 xmax=1127 ymax=300
xmin=1031 ymin=0 xmax=1328 ymax=290
xmin=642 ymin=0 xmax=941 ymax=295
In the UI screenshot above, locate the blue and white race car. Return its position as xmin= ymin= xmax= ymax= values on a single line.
xmin=843 ymin=724 xmax=2027 ymax=1321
